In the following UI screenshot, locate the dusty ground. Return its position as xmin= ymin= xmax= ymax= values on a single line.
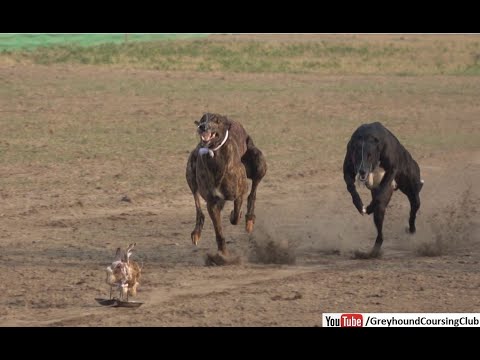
xmin=0 ymin=63 xmax=479 ymax=326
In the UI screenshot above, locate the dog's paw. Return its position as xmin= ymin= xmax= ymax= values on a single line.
xmin=246 ymin=220 xmax=254 ymax=233
xmin=366 ymin=204 xmax=375 ymax=215
xmin=405 ymin=225 xmax=416 ymax=234
xmin=245 ymin=215 xmax=255 ymax=233
xmin=352 ymin=248 xmax=383 ymax=259
xmin=191 ymin=232 xmax=200 ymax=246
xmin=370 ymin=247 xmax=383 ymax=258
xmin=352 ymin=250 xmax=372 ymax=259
xmin=230 ymin=210 xmax=242 ymax=225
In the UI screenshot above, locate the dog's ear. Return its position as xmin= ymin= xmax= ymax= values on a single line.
xmin=374 ymin=136 xmax=383 ymax=153
xmin=221 ymin=116 xmax=232 ymax=130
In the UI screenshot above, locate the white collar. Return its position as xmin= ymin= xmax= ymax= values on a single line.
xmin=212 ymin=129 xmax=229 ymax=152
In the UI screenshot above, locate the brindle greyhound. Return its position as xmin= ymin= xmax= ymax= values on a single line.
xmin=343 ymin=122 xmax=424 ymax=257
xmin=186 ymin=113 xmax=267 ymax=262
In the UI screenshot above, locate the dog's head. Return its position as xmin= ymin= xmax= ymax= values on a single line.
xmin=350 ymin=132 xmax=381 ymax=183
xmin=195 ymin=113 xmax=231 ymax=149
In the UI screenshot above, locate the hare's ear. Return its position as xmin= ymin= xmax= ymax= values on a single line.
xmin=125 ymin=243 xmax=136 ymax=262
xmin=126 ymin=243 xmax=136 ymax=253
xmin=114 ymin=247 xmax=122 ymax=261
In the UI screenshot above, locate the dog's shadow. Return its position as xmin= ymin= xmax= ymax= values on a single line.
xmin=205 ymin=252 xmax=242 ymax=266
xmin=351 ymin=249 xmax=383 ymax=260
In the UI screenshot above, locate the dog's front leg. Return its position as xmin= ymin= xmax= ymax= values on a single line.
xmin=366 ymin=168 xmax=397 ymax=214
xmin=191 ymin=191 xmax=205 ymax=245
xmin=230 ymin=197 xmax=243 ymax=226
xmin=206 ymin=198 xmax=227 ymax=254
xmin=377 ymin=168 xmax=397 ymax=202
xmin=343 ymin=151 xmax=365 ymax=215
xmin=344 ymin=175 xmax=364 ymax=215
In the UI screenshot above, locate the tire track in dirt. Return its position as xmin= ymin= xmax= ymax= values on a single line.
xmin=143 ymin=265 xmax=327 ymax=304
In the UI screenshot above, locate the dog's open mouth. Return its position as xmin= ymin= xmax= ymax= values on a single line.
xmin=201 ymin=131 xmax=217 ymax=145
xmin=358 ymin=174 xmax=368 ymax=182
xmin=356 ymin=172 xmax=372 ymax=188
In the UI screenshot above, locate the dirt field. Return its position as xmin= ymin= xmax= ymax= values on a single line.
xmin=1 ymin=59 xmax=479 ymax=326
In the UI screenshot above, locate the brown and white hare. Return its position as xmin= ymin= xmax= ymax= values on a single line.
xmin=105 ymin=243 xmax=141 ymax=301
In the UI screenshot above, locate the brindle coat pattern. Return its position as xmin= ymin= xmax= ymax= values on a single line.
xmin=343 ymin=122 xmax=424 ymax=257
xmin=186 ymin=113 xmax=267 ymax=257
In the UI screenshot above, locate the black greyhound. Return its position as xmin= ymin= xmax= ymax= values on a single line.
xmin=343 ymin=122 xmax=424 ymax=257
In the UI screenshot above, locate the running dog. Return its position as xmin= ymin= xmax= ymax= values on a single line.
xmin=343 ymin=122 xmax=424 ymax=257
xmin=186 ymin=113 xmax=267 ymax=264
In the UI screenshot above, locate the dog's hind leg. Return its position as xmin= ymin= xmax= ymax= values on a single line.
xmin=371 ymin=186 xmax=394 ymax=257
xmin=245 ymin=179 xmax=262 ymax=233
xmin=230 ymin=197 xmax=244 ymax=225
xmin=242 ymin=141 xmax=267 ymax=233
xmin=207 ymin=199 xmax=228 ymax=254
xmin=191 ymin=191 xmax=205 ymax=246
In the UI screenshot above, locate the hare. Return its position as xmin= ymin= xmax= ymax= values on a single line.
xmin=105 ymin=243 xmax=141 ymax=301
